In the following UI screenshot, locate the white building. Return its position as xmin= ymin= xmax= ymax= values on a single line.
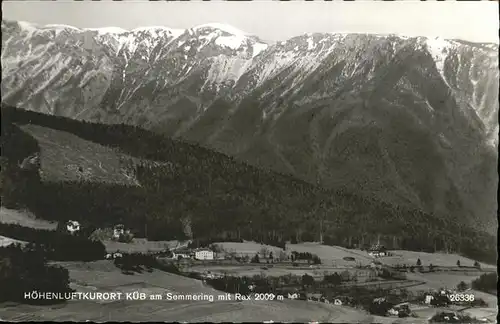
xmin=172 ymin=249 xmax=192 ymax=260
xmin=425 ymin=294 xmax=434 ymax=305
xmin=113 ymin=224 xmax=125 ymax=239
xmin=66 ymin=220 xmax=80 ymax=235
xmin=368 ymin=244 xmax=388 ymax=257
xmin=368 ymin=250 xmax=388 ymax=257
xmin=194 ymin=249 xmax=214 ymax=260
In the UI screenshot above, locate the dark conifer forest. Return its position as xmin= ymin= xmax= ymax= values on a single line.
xmin=0 ymin=106 xmax=497 ymax=264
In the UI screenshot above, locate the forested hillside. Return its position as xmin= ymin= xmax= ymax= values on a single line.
xmin=1 ymin=106 xmax=496 ymax=264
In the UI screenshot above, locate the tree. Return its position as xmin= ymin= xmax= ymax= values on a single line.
xmin=324 ymin=272 xmax=342 ymax=285
xmin=456 ymin=260 xmax=461 ymax=267
xmin=269 ymin=251 xmax=274 ymax=261
xmin=457 ymin=281 xmax=468 ymax=292
xmin=429 ymin=263 xmax=435 ymax=272
xmin=301 ymin=274 xmax=315 ymax=287
xmin=210 ymin=244 xmax=223 ymax=253
xmin=473 ymin=261 xmax=481 ymax=269
xmin=340 ymin=270 xmax=351 ymax=282
xmin=118 ymin=232 xmax=134 ymax=243
xmin=259 ymin=246 xmax=269 ymax=259
xmin=251 ymin=253 xmax=260 ymax=264
xmin=472 ymin=273 xmax=497 ymax=294
xmin=416 ymin=258 xmax=422 ymax=266
xmin=278 ymin=250 xmax=287 ymax=262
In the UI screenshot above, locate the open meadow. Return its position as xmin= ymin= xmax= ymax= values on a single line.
xmin=0 ymin=235 xmax=26 ymax=247
xmin=214 ymin=241 xmax=375 ymax=267
xmin=1 ymin=236 xmax=497 ymax=322
xmin=0 ymin=207 xmax=57 ymax=230
xmin=0 ymin=260 xmax=381 ymax=323
xmin=286 ymin=242 xmax=374 ymax=266
xmin=102 ymin=239 xmax=186 ymax=254
xmin=19 ymin=124 xmax=141 ymax=185
xmin=379 ymin=250 xmax=494 ymax=269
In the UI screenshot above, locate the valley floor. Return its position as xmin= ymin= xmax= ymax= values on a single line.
xmin=1 ymin=240 xmax=497 ymax=322
xmin=0 ymin=260 xmax=375 ymax=323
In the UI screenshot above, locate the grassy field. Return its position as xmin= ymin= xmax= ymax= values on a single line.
xmin=20 ymin=124 xmax=141 ymax=185
xmin=286 ymin=243 xmax=374 ymax=266
xmin=1 ymin=241 xmax=496 ymax=322
xmin=2 ymin=260 xmax=494 ymax=323
xmin=214 ymin=241 xmax=285 ymax=256
xmin=0 ymin=260 xmax=379 ymax=322
xmin=379 ymin=250 xmax=494 ymax=268
xmin=103 ymin=239 xmax=186 ymax=253
xmin=186 ymin=264 xmax=320 ymax=278
xmin=214 ymin=241 xmax=374 ymax=267
xmin=0 ymin=207 xmax=58 ymax=230
xmin=2 ymin=259 xmax=492 ymax=323
xmin=405 ymin=271 xmax=498 ymax=322
xmin=0 ymin=235 xmax=26 ymax=247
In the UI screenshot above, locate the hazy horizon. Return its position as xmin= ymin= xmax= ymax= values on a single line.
xmin=2 ymin=1 xmax=498 ymax=43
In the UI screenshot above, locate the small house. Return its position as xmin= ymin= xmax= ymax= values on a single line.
xmin=368 ymin=244 xmax=388 ymax=258
xmin=172 ymin=248 xmax=192 ymax=260
xmin=113 ymin=224 xmax=125 ymax=239
xmin=194 ymin=248 xmax=214 ymax=260
xmin=425 ymin=294 xmax=434 ymax=305
xmin=388 ymin=303 xmax=411 ymax=317
xmin=66 ymin=220 xmax=81 ymax=235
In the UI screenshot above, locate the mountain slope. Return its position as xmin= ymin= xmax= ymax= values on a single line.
xmin=3 ymin=106 xmax=497 ymax=266
xmin=20 ymin=124 xmax=141 ymax=185
xmin=1 ymin=20 xmax=498 ymax=233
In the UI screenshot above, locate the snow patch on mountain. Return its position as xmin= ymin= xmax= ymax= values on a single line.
xmin=203 ymin=56 xmax=252 ymax=90
xmin=425 ymin=37 xmax=448 ymax=72
xmin=192 ymin=23 xmax=248 ymax=36
xmin=132 ymin=26 xmax=184 ymax=38
xmin=43 ymin=24 xmax=81 ymax=31
xmin=256 ymin=51 xmax=298 ymax=86
xmin=252 ymin=43 xmax=268 ymax=58
xmin=307 ymin=37 xmax=316 ymax=51
xmin=425 ymin=37 xmax=455 ymax=87
xmin=14 ymin=21 xmax=39 ymax=38
xmin=85 ymin=27 xmax=128 ymax=35
xmin=215 ymin=35 xmax=246 ymax=50
xmin=16 ymin=21 xmax=38 ymax=31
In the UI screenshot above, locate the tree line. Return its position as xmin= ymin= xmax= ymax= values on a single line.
xmin=290 ymin=251 xmax=321 ymax=264
xmin=471 ymin=273 xmax=497 ymax=295
xmin=0 ymin=223 xmax=105 ymax=262
xmin=0 ymin=244 xmax=73 ymax=304
xmin=113 ymin=252 xmax=181 ymax=275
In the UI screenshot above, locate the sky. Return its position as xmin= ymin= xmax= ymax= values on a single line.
xmin=2 ymin=0 xmax=499 ymax=43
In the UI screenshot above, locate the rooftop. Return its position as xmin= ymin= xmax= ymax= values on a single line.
xmin=194 ymin=248 xmax=213 ymax=252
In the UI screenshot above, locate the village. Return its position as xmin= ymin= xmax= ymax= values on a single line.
xmin=53 ymin=219 xmax=497 ymax=322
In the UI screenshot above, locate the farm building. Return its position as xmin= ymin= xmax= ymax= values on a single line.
xmin=194 ymin=248 xmax=214 ymax=260
xmin=368 ymin=244 xmax=388 ymax=257
xmin=66 ymin=220 xmax=80 ymax=235
xmin=172 ymin=248 xmax=192 ymax=260
xmin=113 ymin=224 xmax=125 ymax=239
xmin=425 ymin=294 xmax=434 ymax=305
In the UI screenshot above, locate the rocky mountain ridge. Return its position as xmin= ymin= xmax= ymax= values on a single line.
xmin=1 ymin=19 xmax=498 ymax=233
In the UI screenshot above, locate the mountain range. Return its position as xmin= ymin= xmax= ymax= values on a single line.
xmin=1 ymin=19 xmax=498 ymax=233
